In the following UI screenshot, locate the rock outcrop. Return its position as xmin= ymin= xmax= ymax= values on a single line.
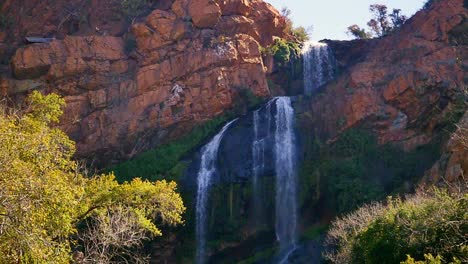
xmin=422 ymin=111 xmax=468 ymax=190
xmin=299 ymin=0 xmax=467 ymax=151
xmin=1 ymin=0 xmax=288 ymax=164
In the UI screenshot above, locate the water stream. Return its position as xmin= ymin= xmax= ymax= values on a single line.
xmin=274 ymin=97 xmax=298 ymax=259
xmin=302 ymin=41 xmax=336 ymax=95
xmin=196 ymin=119 xmax=237 ymax=264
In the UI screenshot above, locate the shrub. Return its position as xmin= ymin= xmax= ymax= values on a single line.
xmin=347 ymin=25 xmax=371 ymax=39
xmin=324 ymin=189 xmax=468 ymax=264
xmin=262 ymin=38 xmax=301 ymax=67
xmin=292 ymin=26 xmax=310 ymax=43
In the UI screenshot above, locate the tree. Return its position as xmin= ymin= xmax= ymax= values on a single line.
xmin=279 ymin=6 xmax=311 ymax=43
xmin=369 ymin=4 xmax=392 ymax=37
xmin=347 ymin=25 xmax=371 ymax=39
xmin=389 ymin=8 xmax=408 ymax=29
xmin=0 ymin=91 xmax=186 ymax=263
xmin=292 ymin=26 xmax=310 ymax=42
xmin=347 ymin=4 xmax=408 ymax=39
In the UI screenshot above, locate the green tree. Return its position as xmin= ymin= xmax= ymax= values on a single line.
xmin=0 ymin=91 xmax=185 ymax=263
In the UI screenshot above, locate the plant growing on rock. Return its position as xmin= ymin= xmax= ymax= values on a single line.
xmin=347 ymin=4 xmax=408 ymax=39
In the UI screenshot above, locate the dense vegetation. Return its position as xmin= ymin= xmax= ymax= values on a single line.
xmin=324 ymin=189 xmax=467 ymax=264
xmin=0 ymin=92 xmax=185 ymax=263
xmin=300 ymin=129 xmax=441 ymax=215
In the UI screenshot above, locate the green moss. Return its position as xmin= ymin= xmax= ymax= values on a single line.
xmin=110 ymin=115 xmax=229 ymax=183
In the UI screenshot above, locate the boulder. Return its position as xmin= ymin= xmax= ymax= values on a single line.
xmin=189 ymin=0 xmax=222 ymax=28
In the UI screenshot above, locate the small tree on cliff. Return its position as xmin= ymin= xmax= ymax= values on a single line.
xmin=347 ymin=25 xmax=371 ymax=39
xmin=347 ymin=4 xmax=408 ymax=39
xmin=0 ymin=91 xmax=185 ymax=263
xmin=280 ymin=6 xmax=311 ymax=43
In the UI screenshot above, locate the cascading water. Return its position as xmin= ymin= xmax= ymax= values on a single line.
xmin=274 ymin=97 xmax=298 ymax=261
xmin=251 ymin=100 xmax=274 ymax=226
xmin=196 ymin=119 xmax=237 ymax=264
xmin=302 ymin=41 xmax=336 ymax=95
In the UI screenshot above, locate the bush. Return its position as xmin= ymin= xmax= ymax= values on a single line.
xmin=324 ymin=189 xmax=467 ymax=264
xmin=292 ymin=26 xmax=310 ymax=43
xmin=262 ymin=38 xmax=301 ymax=67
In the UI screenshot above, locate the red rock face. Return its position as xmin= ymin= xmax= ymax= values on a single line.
xmin=302 ymin=0 xmax=467 ymax=151
xmin=2 ymin=0 xmax=288 ymax=163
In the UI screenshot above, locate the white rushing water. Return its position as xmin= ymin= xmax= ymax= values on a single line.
xmin=302 ymin=41 xmax=336 ymax=96
xmin=196 ymin=119 xmax=237 ymax=264
xmin=274 ymin=97 xmax=298 ymax=257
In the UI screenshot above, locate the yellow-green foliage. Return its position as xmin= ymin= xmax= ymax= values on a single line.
xmin=0 ymin=91 xmax=185 ymax=263
xmin=401 ymin=254 xmax=461 ymax=264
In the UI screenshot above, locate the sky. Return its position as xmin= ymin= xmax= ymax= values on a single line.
xmin=265 ymin=0 xmax=428 ymax=41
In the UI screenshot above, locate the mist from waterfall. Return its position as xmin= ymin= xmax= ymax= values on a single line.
xmin=274 ymin=97 xmax=298 ymax=257
xmin=302 ymin=41 xmax=336 ymax=95
xmin=195 ymin=119 xmax=237 ymax=264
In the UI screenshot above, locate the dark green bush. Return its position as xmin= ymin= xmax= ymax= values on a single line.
xmin=262 ymin=38 xmax=301 ymax=67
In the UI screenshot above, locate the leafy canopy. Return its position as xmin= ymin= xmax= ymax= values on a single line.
xmin=0 ymin=91 xmax=185 ymax=263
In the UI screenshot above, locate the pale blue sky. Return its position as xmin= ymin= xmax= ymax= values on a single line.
xmin=265 ymin=0 xmax=428 ymax=41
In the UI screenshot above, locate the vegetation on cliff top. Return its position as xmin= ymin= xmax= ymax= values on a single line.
xmin=0 ymin=92 xmax=185 ymax=263
xmin=347 ymin=4 xmax=408 ymax=39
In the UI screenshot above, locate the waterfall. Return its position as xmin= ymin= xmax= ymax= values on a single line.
xmin=274 ymin=97 xmax=298 ymax=257
xmin=302 ymin=41 xmax=336 ymax=95
xmin=251 ymin=100 xmax=274 ymax=228
xmin=196 ymin=119 xmax=237 ymax=264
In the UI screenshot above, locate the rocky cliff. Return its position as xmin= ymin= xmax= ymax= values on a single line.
xmin=299 ymin=0 xmax=467 ymax=152
xmin=0 ymin=0 xmax=288 ymax=164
